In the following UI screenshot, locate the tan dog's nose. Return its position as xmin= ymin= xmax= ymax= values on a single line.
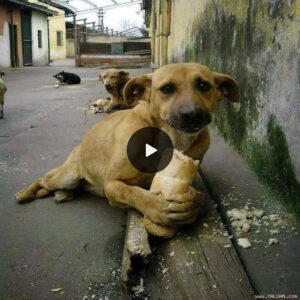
xmin=179 ymin=106 xmax=211 ymax=133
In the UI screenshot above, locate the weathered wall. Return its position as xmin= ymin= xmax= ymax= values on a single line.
xmin=66 ymin=38 xmax=75 ymax=57
xmin=0 ymin=7 xmax=11 ymax=67
xmin=31 ymin=11 xmax=49 ymax=65
xmin=0 ymin=4 xmax=23 ymax=67
xmin=48 ymin=8 xmax=66 ymax=60
xmin=155 ymin=0 xmax=300 ymax=215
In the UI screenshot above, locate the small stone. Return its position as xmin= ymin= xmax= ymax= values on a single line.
xmin=246 ymin=211 xmax=254 ymax=219
xmin=227 ymin=208 xmax=247 ymax=220
xmin=269 ymin=214 xmax=280 ymax=222
xmin=169 ymin=251 xmax=175 ymax=256
xmin=51 ymin=288 xmax=63 ymax=293
xmin=203 ymin=223 xmax=209 ymax=228
xmin=252 ymin=209 xmax=264 ymax=218
xmin=237 ymin=238 xmax=252 ymax=249
xmin=268 ymin=238 xmax=279 ymax=245
xmin=231 ymin=220 xmax=241 ymax=228
xmin=242 ymin=222 xmax=251 ymax=232
xmin=270 ymin=229 xmax=280 ymax=235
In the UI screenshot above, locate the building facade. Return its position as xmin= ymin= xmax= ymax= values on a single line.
xmin=0 ymin=0 xmax=74 ymax=67
xmin=0 ymin=0 xmax=57 ymax=67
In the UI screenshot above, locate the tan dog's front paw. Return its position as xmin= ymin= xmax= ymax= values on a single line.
xmin=162 ymin=187 xmax=204 ymax=225
xmin=143 ymin=217 xmax=177 ymax=238
xmin=146 ymin=187 xmax=204 ymax=227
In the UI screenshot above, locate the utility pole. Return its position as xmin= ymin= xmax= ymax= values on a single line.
xmin=98 ymin=8 xmax=104 ymax=34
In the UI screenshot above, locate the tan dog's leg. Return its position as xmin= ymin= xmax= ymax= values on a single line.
xmin=105 ymin=180 xmax=201 ymax=227
xmin=15 ymin=146 xmax=81 ymax=203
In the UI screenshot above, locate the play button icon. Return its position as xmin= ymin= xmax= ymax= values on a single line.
xmin=145 ymin=144 xmax=157 ymax=157
xmin=127 ymin=127 xmax=174 ymax=173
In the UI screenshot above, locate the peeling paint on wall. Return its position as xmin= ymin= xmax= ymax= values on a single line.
xmin=31 ymin=11 xmax=49 ymax=66
xmin=0 ymin=22 xmax=11 ymax=67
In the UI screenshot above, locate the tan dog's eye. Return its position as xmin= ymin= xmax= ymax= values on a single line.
xmin=160 ymin=83 xmax=176 ymax=95
xmin=196 ymin=78 xmax=211 ymax=92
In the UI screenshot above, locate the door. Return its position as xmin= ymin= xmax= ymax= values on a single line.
xmin=21 ymin=10 xmax=32 ymax=66
xmin=9 ymin=24 xmax=19 ymax=67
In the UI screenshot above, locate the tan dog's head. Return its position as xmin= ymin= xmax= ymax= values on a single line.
xmin=124 ymin=63 xmax=239 ymax=133
xmin=99 ymin=69 xmax=130 ymax=93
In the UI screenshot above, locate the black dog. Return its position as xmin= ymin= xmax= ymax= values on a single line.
xmin=53 ymin=71 xmax=81 ymax=85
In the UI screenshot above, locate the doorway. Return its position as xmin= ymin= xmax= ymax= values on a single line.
xmin=9 ymin=23 xmax=19 ymax=67
xmin=21 ymin=10 xmax=32 ymax=66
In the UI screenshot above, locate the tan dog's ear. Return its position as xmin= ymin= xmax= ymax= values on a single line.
xmin=123 ymin=74 xmax=152 ymax=104
xmin=214 ymin=72 xmax=239 ymax=102
xmin=98 ymin=73 xmax=103 ymax=83
xmin=119 ymin=70 xmax=129 ymax=77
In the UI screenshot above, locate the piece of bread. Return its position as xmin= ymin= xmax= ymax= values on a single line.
xmin=92 ymin=98 xmax=110 ymax=113
xmin=143 ymin=150 xmax=199 ymax=238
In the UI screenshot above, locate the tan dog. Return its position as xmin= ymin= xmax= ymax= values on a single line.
xmin=15 ymin=63 xmax=239 ymax=230
xmin=97 ymin=69 xmax=131 ymax=113
xmin=0 ymin=78 xmax=7 ymax=119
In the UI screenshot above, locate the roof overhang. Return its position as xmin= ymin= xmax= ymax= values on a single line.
xmin=38 ymin=0 xmax=76 ymax=16
xmin=3 ymin=0 xmax=58 ymax=16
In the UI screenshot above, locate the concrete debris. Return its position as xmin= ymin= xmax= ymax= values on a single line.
xmin=270 ymin=229 xmax=280 ymax=235
xmin=227 ymin=208 xmax=248 ymax=220
xmin=132 ymin=278 xmax=145 ymax=296
xmin=269 ymin=214 xmax=280 ymax=222
xmin=242 ymin=222 xmax=251 ymax=233
xmin=252 ymin=209 xmax=264 ymax=218
xmin=268 ymin=238 xmax=279 ymax=246
xmin=226 ymin=206 xmax=295 ymax=247
xmin=237 ymin=238 xmax=252 ymax=249
xmin=51 ymin=288 xmax=63 ymax=293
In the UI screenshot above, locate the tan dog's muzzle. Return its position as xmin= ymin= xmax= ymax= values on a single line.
xmin=166 ymin=105 xmax=212 ymax=133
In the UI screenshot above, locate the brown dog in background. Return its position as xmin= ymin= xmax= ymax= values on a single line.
xmin=15 ymin=63 xmax=239 ymax=228
xmin=96 ymin=69 xmax=131 ymax=113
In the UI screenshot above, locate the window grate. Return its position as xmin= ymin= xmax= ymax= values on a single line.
xmin=57 ymin=31 xmax=63 ymax=46
xmin=38 ymin=30 xmax=42 ymax=48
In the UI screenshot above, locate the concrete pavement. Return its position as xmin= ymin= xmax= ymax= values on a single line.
xmin=0 ymin=65 xmax=148 ymax=300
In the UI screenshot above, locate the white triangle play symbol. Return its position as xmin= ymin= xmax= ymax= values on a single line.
xmin=145 ymin=144 xmax=157 ymax=157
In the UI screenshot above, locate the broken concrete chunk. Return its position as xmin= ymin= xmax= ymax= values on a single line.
xmin=237 ymin=238 xmax=252 ymax=249
xmin=51 ymin=288 xmax=63 ymax=293
xmin=227 ymin=208 xmax=247 ymax=220
xmin=269 ymin=214 xmax=280 ymax=222
xmin=268 ymin=238 xmax=279 ymax=245
xmin=242 ymin=222 xmax=251 ymax=233
xmin=270 ymin=229 xmax=280 ymax=235
xmin=231 ymin=220 xmax=245 ymax=228
xmin=252 ymin=209 xmax=264 ymax=218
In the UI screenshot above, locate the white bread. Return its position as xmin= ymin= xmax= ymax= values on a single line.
xmin=143 ymin=150 xmax=199 ymax=238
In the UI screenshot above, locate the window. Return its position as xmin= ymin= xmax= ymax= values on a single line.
xmin=56 ymin=31 xmax=63 ymax=46
xmin=37 ymin=30 xmax=42 ymax=48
